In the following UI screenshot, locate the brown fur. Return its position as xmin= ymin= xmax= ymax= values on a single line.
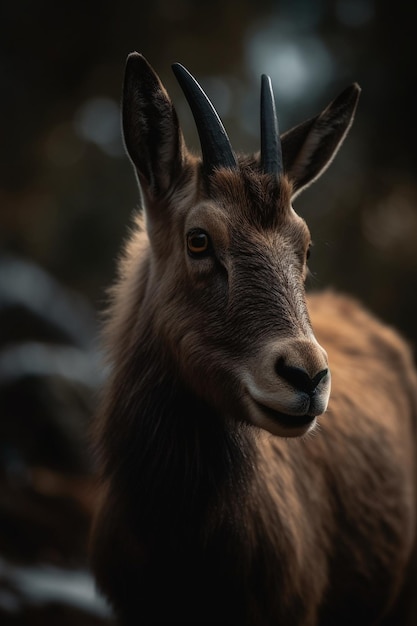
xmin=89 ymin=54 xmax=417 ymax=625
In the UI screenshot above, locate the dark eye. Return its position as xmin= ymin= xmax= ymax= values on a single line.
xmin=306 ymin=244 xmax=312 ymax=262
xmin=187 ymin=229 xmax=211 ymax=258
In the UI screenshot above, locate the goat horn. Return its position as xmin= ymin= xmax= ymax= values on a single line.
xmin=260 ymin=74 xmax=283 ymax=176
xmin=172 ymin=63 xmax=238 ymax=175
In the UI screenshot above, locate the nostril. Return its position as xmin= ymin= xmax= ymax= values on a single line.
xmin=311 ymin=368 xmax=328 ymax=389
xmin=275 ymin=357 xmax=328 ymax=396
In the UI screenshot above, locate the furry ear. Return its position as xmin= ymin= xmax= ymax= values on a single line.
xmin=281 ymin=84 xmax=361 ymax=198
xmin=122 ymin=52 xmax=186 ymax=199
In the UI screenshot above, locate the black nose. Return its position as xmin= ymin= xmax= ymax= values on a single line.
xmin=275 ymin=358 xmax=329 ymax=396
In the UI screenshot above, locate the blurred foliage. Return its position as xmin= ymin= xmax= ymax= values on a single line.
xmin=0 ymin=0 xmax=416 ymax=621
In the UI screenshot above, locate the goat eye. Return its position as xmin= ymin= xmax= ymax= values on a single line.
xmin=306 ymin=244 xmax=312 ymax=261
xmin=187 ymin=229 xmax=211 ymax=257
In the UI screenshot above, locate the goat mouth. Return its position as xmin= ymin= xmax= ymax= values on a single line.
xmin=254 ymin=401 xmax=315 ymax=430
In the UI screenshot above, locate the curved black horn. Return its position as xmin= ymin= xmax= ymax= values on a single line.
xmin=261 ymin=74 xmax=283 ymax=176
xmin=172 ymin=63 xmax=238 ymax=175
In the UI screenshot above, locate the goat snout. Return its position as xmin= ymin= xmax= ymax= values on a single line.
xmin=243 ymin=337 xmax=331 ymax=437
xmin=275 ymin=357 xmax=329 ymax=398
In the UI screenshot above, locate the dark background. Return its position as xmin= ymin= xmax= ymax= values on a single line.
xmin=0 ymin=0 xmax=416 ymax=622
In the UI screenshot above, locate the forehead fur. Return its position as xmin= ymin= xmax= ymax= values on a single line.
xmin=208 ymin=166 xmax=293 ymax=229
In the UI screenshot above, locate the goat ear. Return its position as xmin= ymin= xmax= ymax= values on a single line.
xmin=122 ymin=52 xmax=185 ymax=198
xmin=282 ymin=83 xmax=361 ymax=199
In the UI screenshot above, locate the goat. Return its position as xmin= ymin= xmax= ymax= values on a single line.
xmin=89 ymin=52 xmax=417 ymax=625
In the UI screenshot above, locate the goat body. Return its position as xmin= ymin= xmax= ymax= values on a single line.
xmin=89 ymin=53 xmax=417 ymax=625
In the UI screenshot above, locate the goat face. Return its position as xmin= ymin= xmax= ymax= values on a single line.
xmin=122 ymin=53 xmax=360 ymax=438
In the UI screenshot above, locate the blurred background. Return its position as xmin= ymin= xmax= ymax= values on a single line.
xmin=0 ymin=0 xmax=416 ymax=623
